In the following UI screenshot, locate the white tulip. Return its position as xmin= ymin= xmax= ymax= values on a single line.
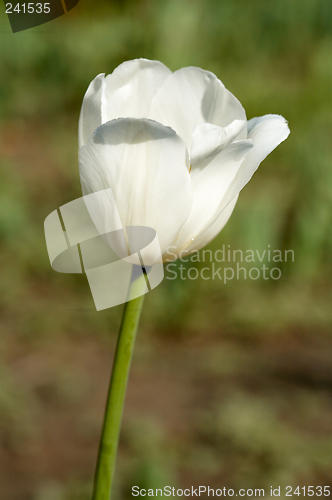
xmin=79 ymin=58 xmax=290 ymax=262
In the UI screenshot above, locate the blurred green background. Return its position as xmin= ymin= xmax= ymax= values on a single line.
xmin=1 ymin=0 xmax=332 ymax=499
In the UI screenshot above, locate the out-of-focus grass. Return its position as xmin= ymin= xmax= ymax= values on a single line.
xmin=0 ymin=0 xmax=332 ymax=499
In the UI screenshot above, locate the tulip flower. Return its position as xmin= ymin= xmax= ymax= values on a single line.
xmin=79 ymin=58 xmax=289 ymax=263
xmin=77 ymin=59 xmax=290 ymax=500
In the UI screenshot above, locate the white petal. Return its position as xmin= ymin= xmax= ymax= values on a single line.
xmin=185 ymin=195 xmax=239 ymax=253
xmin=190 ymin=120 xmax=247 ymax=167
xmin=149 ymin=67 xmax=246 ymax=149
xmin=102 ymin=59 xmax=171 ymax=122
xmin=168 ymin=140 xmax=252 ymax=255
xmin=180 ymin=114 xmax=290 ymax=254
xmin=78 ymin=73 xmax=105 ymax=148
xmin=79 ymin=118 xmax=193 ymax=255
xmin=221 ymin=114 xmax=290 ymax=207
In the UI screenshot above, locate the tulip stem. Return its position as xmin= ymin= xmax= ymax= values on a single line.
xmin=92 ymin=270 xmax=147 ymax=500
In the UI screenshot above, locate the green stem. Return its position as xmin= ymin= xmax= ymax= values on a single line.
xmin=92 ymin=272 xmax=146 ymax=500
